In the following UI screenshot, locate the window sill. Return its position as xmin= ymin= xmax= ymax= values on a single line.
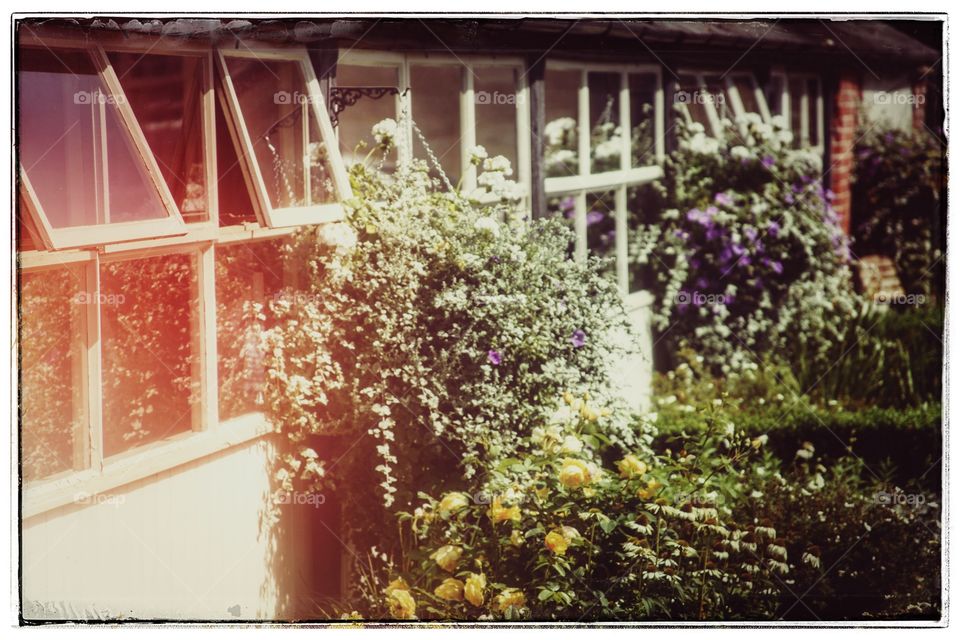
xmin=22 ymin=413 xmax=274 ymax=520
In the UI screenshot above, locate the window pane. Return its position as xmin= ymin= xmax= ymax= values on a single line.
xmin=100 ymin=253 xmax=199 ymax=457
xmin=410 ymin=65 xmax=462 ymax=184
xmin=586 ymin=190 xmax=617 ymax=281
xmin=224 ymin=56 xmax=337 ymax=210
xmin=216 ymin=98 xmax=258 ymax=226
xmin=807 ymin=78 xmax=820 ymax=146
xmin=677 ymin=74 xmax=712 ymax=133
xmin=109 ymin=52 xmax=208 ymax=222
xmin=732 ymin=76 xmax=761 ymax=117
xmin=589 ymin=72 xmax=622 ymax=173
xmin=336 ymin=64 xmax=399 ymax=171
xmin=789 ymin=77 xmax=805 ymax=147
xmin=627 ymin=184 xmax=661 ymax=293
xmin=18 ymin=47 xmax=169 ymax=228
xmin=20 ymin=266 xmax=86 ymax=482
xmin=546 ymin=194 xmax=577 ymax=257
xmin=215 ymin=239 xmax=289 ymax=421
xmin=474 ymin=66 xmax=519 ymax=171
xmin=630 ymin=73 xmax=657 ymax=167
xmin=766 ymin=75 xmax=785 ymax=118
xmin=703 ymin=74 xmax=735 ymax=124
xmin=544 ymin=69 xmax=580 ymax=178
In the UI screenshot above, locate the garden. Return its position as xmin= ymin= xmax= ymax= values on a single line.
xmin=259 ymin=110 xmax=943 ymax=622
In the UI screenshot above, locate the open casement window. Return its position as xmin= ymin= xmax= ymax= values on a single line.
xmin=217 ymin=47 xmax=352 ymax=228
xmin=18 ymin=45 xmax=188 ymax=250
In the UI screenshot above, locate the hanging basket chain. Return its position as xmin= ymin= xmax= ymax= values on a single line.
xmin=397 ymin=97 xmax=461 ymax=198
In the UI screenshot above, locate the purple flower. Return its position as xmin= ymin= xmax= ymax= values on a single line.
xmin=884 ymin=132 xmax=895 ymax=143
xmin=744 ymin=226 xmax=758 ymax=243
xmin=586 ymin=210 xmax=605 ymax=226
xmin=561 ymin=196 xmax=575 ymax=213
xmin=487 ymin=350 xmax=502 ymax=366
xmin=770 ymin=260 xmax=784 ymax=275
xmin=761 ymin=155 xmax=775 ymax=169
xmin=785 ymin=193 xmax=795 ymax=205
xmin=695 ymin=277 xmax=709 ymax=290
xmin=706 ymin=226 xmax=722 ymax=241
xmin=715 ymin=192 xmax=734 ymax=207
xmin=689 ymin=257 xmax=701 ymax=270
xmin=570 ymin=329 xmax=587 ymax=348
xmin=767 ymin=221 xmax=781 ymax=237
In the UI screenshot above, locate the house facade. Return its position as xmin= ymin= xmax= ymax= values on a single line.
xmin=16 ymin=17 xmax=940 ymax=620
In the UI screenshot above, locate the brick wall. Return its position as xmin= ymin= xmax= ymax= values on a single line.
xmin=829 ymin=72 xmax=861 ymax=234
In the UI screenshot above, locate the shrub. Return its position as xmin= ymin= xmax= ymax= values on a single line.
xmin=630 ymin=114 xmax=859 ymax=374
xmin=263 ymin=125 xmax=642 ymax=575
xmin=851 ymin=127 xmax=944 ymax=299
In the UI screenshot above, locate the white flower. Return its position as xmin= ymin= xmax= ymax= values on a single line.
xmin=468 ymin=145 xmax=489 ymax=166
xmin=372 ymin=118 xmax=398 ymax=148
xmin=730 ymin=145 xmax=751 ymax=160
xmin=560 ymin=435 xmax=583 ymax=454
xmin=474 ymin=216 xmax=500 ymax=238
xmin=544 ymin=117 xmax=576 ymax=146
xmin=482 ymin=154 xmax=513 ymax=176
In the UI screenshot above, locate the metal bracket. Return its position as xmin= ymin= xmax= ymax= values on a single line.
xmin=327 ymin=86 xmax=404 ymax=128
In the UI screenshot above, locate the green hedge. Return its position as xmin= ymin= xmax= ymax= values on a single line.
xmin=655 ymin=403 xmax=942 ymax=489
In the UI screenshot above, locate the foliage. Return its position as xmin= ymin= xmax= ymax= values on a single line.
xmin=263 ymin=123 xmax=639 ymax=572
xmin=852 ymin=127 xmax=944 ymax=299
xmin=362 ymin=395 xmax=792 ymax=621
xmin=630 ymin=113 xmax=860 ymax=374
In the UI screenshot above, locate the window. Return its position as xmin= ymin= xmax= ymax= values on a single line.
xmin=107 ymin=51 xmax=214 ymax=223
xmin=218 ymin=48 xmax=352 ymax=228
xmin=675 ymin=71 xmax=770 ymax=138
xmin=544 ymin=62 xmax=663 ymax=299
xmin=335 ymin=52 xmax=531 ymax=200
xmin=769 ymin=71 xmax=824 ymax=151
xmin=18 ymin=45 xmax=187 ymax=249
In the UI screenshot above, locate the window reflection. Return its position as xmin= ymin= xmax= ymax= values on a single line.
xmin=544 ymin=69 xmax=580 ymax=178
xmin=410 ymin=64 xmax=462 ymax=184
xmin=336 ymin=64 xmax=399 ymax=171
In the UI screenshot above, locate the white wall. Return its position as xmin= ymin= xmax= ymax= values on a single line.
xmin=611 ymin=291 xmax=655 ymax=414
xmin=862 ymin=75 xmax=916 ymax=131
xmin=21 ymin=435 xmax=340 ymax=621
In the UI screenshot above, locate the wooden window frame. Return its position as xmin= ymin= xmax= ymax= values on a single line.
xmin=17 ymin=39 xmax=189 ymax=250
xmin=542 ymin=60 xmax=665 ymax=303
xmin=769 ymin=69 xmax=825 ymax=153
xmin=216 ymin=46 xmax=352 ymax=228
xmin=337 ymin=50 xmax=533 ymax=202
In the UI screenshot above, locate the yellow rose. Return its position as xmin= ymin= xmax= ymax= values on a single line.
xmin=464 ymin=572 xmax=486 ymax=607
xmin=494 ymin=588 xmax=526 ymax=612
xmin=384 ymin=577 xmax=409 ymax=597
xmin=431 ymin=545 xmax=462 ymax=572
xmin=387 ymin=588 xmax=417 ymax=619
xmin=617 ymin=454 xmax=648 ymax=479
xmin=637 ymin=479 xmax=663 ymax=500
xmin=433 ymin=577 xmax=464 ymax=602
xmin=510 ymin=529 xmax=524 ymax=547
xmin=558 ymin=458 xmax=591 ymax=488
xmin=490 ymin=496 xmax=521 ymax=523
xmin=563 ymin=391 xmax=574 ymax=405
xmin=439 ymin=492 xmax=470 ymax=519
xmin=544 ymin=530 xmax=569 ymax=555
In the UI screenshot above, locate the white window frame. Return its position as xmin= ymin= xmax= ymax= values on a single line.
xmin=676 ymin=70 xmax=772 ymax=139
xmin=17 ymin=39 xmax=189 ymax=250
xmin=336 ymin=49 xmax=533 ymax=202
xmin=217 ymin=46 xmax=353 ymax=228
xmin=543 ymin=60 xmax=665 ymax=303
xmin=17 ymin=34 xmax=339 ymax=518
xmin=770 ymin=69 xmax=825 ymax=153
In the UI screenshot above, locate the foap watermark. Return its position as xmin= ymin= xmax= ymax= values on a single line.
xmin=73 ymin=291 xmax=126 ymax=307
xmin=475 ymin=90 xmax=523 ymax=106
xmin=273 ymin=90 xmax=319 ymax=105
xmin=874 ymin=292 xmax=926 ymax=305
xmin=73 ymin=90 xmax=125 ymax=105
xmin=273 ymin=490 xmax=327 ymax=508
xmin=73 ymin=491 xmax=125 ymax=507
xmin=874 ymin=489 xmax=926 ymax=508
xmin=675 ymin=291 xmax=730 ymax=306
xmin=272 ymin=291 xmax=323 ymax=308
xmin=870 ymin=91 xmax=925 ymax=106
xmin=674 ymin=90 xmax=725 ymax=107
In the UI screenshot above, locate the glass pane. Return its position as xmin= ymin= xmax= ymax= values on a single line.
xmin=586 ymin=190 xmax=617 ymax=280
xmin=677 ymin=74 xmax=712 ymax=133
xmin=807 ymin=78 xmax=820 ymax=146
xmin=789 ymin=77 xmax=805 ymax=147
xmin=627 ymin=184 xmax=661 ymax=293
xmin=629 ymin=73 xmax=657 ymax=167
xmin=18 ymin=47 xmax=169 ymax=228
xmin=336 ymin=64 xmax=399 ymax=171
xmin=224 ymin=56 xmax=337 ymax=210
xmin=216 ymin=98 xmax=258 ymax=226
xmin=410 ymin=64 xmax=462 ymax=184
xmin=703 ymin=74 xmax=735 ymax=124
xmin=20 ymin=266 xmax=86 ymax=482
xmin=546 ymin=194 xmax=577 ymax=257
xmin=100 ymin=253 xmax=199 ymax=457
xmin=109 ymin=52 xmax=208 ymax=222
xmin=589 ymin=72 xmax=622 ymax=173
xmin=215 ymin=239 xmax=289 ymax=421
xmin=544 ymin=69 xmax=580 ymax=178
xmin=474 ymin=66 xmax=519 ymax=171
xmin=766 ymin=75 xmax=785 ymax=118
xmin=732 ymin=76 xmax=761 ymax=117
